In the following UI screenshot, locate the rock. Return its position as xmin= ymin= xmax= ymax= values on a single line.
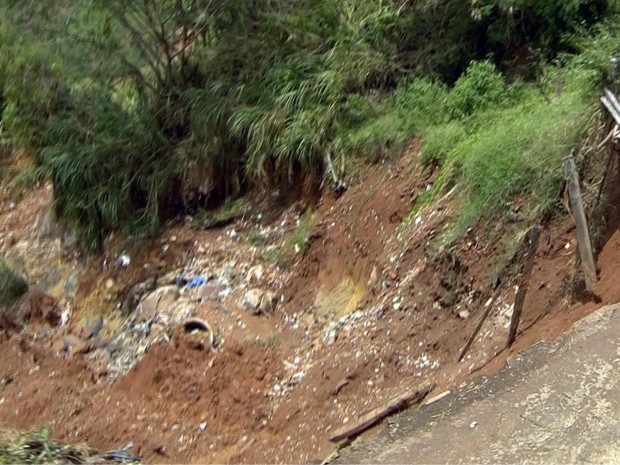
xmin=107 ymin=338 xmax=123 ymax=356
xmin=70 ymin=341 xmax=93 ymax=357
xmin=243 ymin=289 xmax=278 ymax=315
xmin=156 ymin=271 xmax=178 ymax=286
xmin=198 ymin=282 xmax=228 ymax=301
xmin=105 ymin=278 xmax=115 ymax=290
xmin=289 ymin=372 xmax=305 ymax=385
xmin=167 ymin=299 xmax=196 ymax=325
xmin=246 ymin=265 xmax=264 ymax=284
xmin=367 ymin=266 xmax=379 ymax=290
xmin=120 ymin=277 xmax=157 ymax=316
xmin=63 ymin=272 xmax=81 ymax=300
xmin=244 ymin=289 xmax=263 ymax=315
xmin=260 ymin=291 xmax=278 ymax=314
xmin=40 ymin=267 xmax=62 ymax=293
xmin=79 ymin=326 xmax=94 ymax=340
xmin=136 ymin=285 xmax=179 ymax=321
xmin=52 ymin=338 xmax=68 ymax=353
xmin=149 ymin=324 xmax=167 ymax=341
xmin=87 ymin=315 xmax=104 ymax=338
xmin=458 ymin=309 xmax=471 ymax=320
xmin=78 ymin=315 xmax=104 ymax=340
xmin=35 ymin=207 xmax=63 ymax=239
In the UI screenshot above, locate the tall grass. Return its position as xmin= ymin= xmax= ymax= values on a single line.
xmin=369 ymin=60 xmax=599 ymax=240
xmin=448 ymin=87 xmax=594 ymax=234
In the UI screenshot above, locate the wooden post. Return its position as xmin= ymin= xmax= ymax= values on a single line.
xmin=563 ymin=156 xmax=597 ymax=291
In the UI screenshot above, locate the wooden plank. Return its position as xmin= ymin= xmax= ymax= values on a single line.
xmin=507 ymin=227 xmax=541 ymax=347
xmin=328 ymin=384 xmax=433 ymax=443
xmin=563 ymin=156 xmax=597 ymax=291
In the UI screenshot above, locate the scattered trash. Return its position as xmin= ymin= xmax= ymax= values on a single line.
xmin=178 ymin=274 xmax=208 ymax=289
xmin=116 ymin=254 xmax=131 ymax=268
xmin=458 ymin=309 xmax=471 ymax=320
xmin=289 ymin=371 xmax=305 ymax=385
xmin=94 ymin=442 xmax=141 ymax=463
xmin=187 ymin=275 xmax=207 ymax=288
xmin=322 ymin=322 xmax=339 ymax=346
xmin=469 ymin=421 xmax=478 ymax=429
xmin=182 ymin=317 xmax=216 ymax=351
xmin=183 ymin=317 xmax=212 ymax=334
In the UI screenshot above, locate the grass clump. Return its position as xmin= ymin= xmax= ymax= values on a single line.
xmin=0 ymin=427 xmax=86 ymax=465
xmin=0 ymin=426 xmax=143 ymax=464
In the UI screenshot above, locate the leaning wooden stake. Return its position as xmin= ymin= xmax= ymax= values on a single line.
xmin=458 ymin=288 xmax=502 ymax=362
xmin=563 ymin=156 xmax=597 ymax=291
xmin=328 ymin=384 xmax=433 ymax=443
xmin=507 ymin=227 xmax=541 ymax=347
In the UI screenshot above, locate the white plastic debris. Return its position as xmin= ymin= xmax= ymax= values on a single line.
xmin=117 ymin=254 xmax=131 ymax=267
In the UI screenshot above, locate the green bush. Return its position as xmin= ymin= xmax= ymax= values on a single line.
xmin=423 ymin=69 xmax=597 ymax=237
xmin=393 ymin=78 xmax=449 ymax=129
xmin=449 ymin=61 xmax=508 ymax=119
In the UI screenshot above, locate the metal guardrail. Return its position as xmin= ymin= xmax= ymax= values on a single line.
xmin=601 ymin=88 xmax=620 ymax=125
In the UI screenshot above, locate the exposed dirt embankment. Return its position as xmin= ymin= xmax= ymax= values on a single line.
xmin=1 ymin=141 xmax=620 ymax=463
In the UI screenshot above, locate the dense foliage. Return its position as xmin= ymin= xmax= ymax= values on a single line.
xmin=0 ymin=0 xmax=615 ymax=250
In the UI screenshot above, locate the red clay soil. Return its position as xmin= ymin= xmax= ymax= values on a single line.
xmin=2 ymin=142 xmax=620 ymax=464
xmin=0 ymin=333 xmax=284 ymax=464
